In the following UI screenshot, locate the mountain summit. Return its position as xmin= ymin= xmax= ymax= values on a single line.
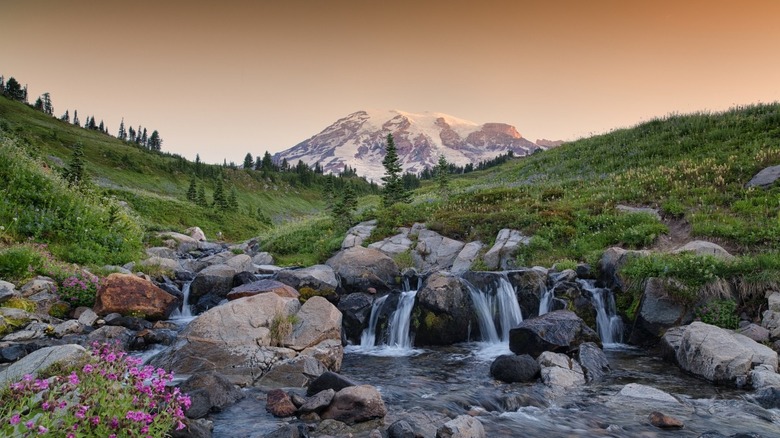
xmin=274 ymin=110 xmax=543 ymax=181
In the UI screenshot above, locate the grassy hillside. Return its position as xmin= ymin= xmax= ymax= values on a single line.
xmin=0 ymin=95 xmax=331 ymax=253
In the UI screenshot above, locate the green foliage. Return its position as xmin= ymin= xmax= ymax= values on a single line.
xmin=57 ymin=273 xmax=101 ymax=308
xmin=331 ymin=184 xmax=358 ymax=224
xmin=1 ymin=297 xmax=36 ymax=313
xmin=393 ymin=250 xmax=415 ymax=271
xmin=63 ymin=142 xmax=88 ymax=187
xmin=260 ymin=216 xmax=344 ymax=266
xmin=620 ymin=253 xmax=720 ymax=301
xmin=696 ymin=299 xmax=739 ymax=329
xmin=299 ymin=287 xmax=336 ymax=303
xmin=553 ymin=259 xmax=578 ymax=272
xmin=435 ymin=154 xmax=450 ymax=197
xmin=381 ymin=134 xmax=411 ymax=207
xmin=0 ymin=246 xmax=44 ymax=283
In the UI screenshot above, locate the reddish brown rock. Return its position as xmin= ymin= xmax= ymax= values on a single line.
xmin=266 ymin=389 xmax=297 ymax=417
xmin=648 ymin=411 xmax=684 ymax=429
xmin=226 ymin=279 xmax=299 ymax=301
xmin=93 ymin=273 xmax=178 ymax=320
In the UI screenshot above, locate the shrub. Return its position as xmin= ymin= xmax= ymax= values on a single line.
xmin=0 ymin=342 xmax=190 ymax=437
xmin=56 ymin=273 xmax=101 ymax=308
xmin=393 ymin=250 xmax=415 ymax=271
xmin=269 ymin=312 xmax=299 ymax=346
xmin=695 ymin=299 xmax=739 ymax=329
xmin=0 ymin=246 xmax=44 ymax=283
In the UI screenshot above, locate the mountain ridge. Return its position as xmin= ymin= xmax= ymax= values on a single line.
xmin=274 ymin=109 xmax=544 ymax=181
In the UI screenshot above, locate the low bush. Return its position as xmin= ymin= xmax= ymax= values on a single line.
xmin=56 ymin=273 xmax=101 ymax=308
xmin=695 ymin=299 xmax=739 ymax=329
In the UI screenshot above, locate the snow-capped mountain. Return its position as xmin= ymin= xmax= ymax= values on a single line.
xmin=274 ymin=110 xmax=544 ymax=182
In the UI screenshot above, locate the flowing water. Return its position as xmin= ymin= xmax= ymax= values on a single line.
xmin=210 ymin=344 xmax=780 ymax=437
xmin=538 ymin=284 xmax=553 ymax=316
xmin=168 ymin=280 xmax=195 ymax=323
xmin=579 ymin=279 xmax=624 ymax=345
xmin=465 ymin=275 xmax=523 ymax=345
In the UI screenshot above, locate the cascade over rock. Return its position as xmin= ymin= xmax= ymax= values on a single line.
xmin=326 ymin=247 xmax=399 ymax=294
xmin=412 ymin=272 xmax=475 ymax=345
xmin=509 ymin=310 xmax=600 ymax=358
xmin=337 ymin=292 xmax=374 ymax=343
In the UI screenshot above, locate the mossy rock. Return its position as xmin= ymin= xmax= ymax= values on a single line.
xmin=48 ymin=301 xmax=71 ymax=319
xmin=299 ymin=287 xmax=337 ymax=303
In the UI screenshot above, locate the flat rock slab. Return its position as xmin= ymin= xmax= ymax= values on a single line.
xmin=0 ymin=344 xmax=89 ymax=387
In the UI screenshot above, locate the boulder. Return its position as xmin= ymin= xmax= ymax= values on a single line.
xmin=288 ymin=296 xmax=342 ymax=351
xmin=53 ymin=320 xmax=83 ymax=338
xmin=762 ymin=309 xmax=780 ymax=339
xmin=320 ymin=385 xmax=387 ymax=425
xmin=732 ymin=332 xmax=778 ymax=371
xmin=368 ymin=230 xmax=415 ymax=258
xmin=673 ymin=322 xmax=754 ymax=384
xmin=673 ymin=240 xmax=733 ymax=260
xmin=337 ymin=292 xmax=374 ymax=343
xmin=150 ymin=293 xmax=301 ymax=386
xmin=252 ymin=252 xmax=274 ymax=266
xmin=307 ymin=370 xmax=358 ymax=396
xmin=413 ymin=272 xmax=476 ymax=345
xmin=436 ymin=415 xmax=485 ymax=438
xmin=77 ymin=308 xmax=99 ymax=327
xmin=617 ymin=383 xmax=678 ymax=403
xmin=483 ymin=228 xmax=530 ymax=270
xmin=257 ymin=355 xmax=327 ymax=389
xmin=226 ymin=279 xmax=299 ymax=301
xmin=629 ymin=277 xmax=693 ymax=345
xmin=326 ymin=247 xmax=400 ymax=294
xmin=266 ymin=389 xmax=297 ymax=417
xmin=751 ymin=386 xmax=780 ymax=409
xmin=138 ymin=256 xmax=181 ymax=273
xmin=301 ymin=339 xmax=344 ymax=372
xmin=387 ymin=420 xmax=415 ymax=438
xmin=19 ymin=276 xmax=57 ymax=297
xmin=186 ymin=226 xmax=207 ymax=241
xmin=225 ymin=254 xmax=254 ymax=273
xmin=275 ymin=265 xmax=338 ymax=296
xmin=737 ymin=323 xmax=770 ymax=343
xmin=648 ymin=411 xmax=684 ymax=429
xmin=489 ymin=354 xmax=539 ymax=383
xmin=412 ymin=229 xmax=465 ymax=273
xmin=0 ymin=343 xmax=31 ymax=363
xmin=769 ymin=291 xmax=780 ymax=312
xmin=509 ymin=310 xmax=600 ymax=358
xmin=576 ymin=342 xmax=610 ymax=382
xmin=537 ymin=351 xmax=586 ymax=387
xmin=87 ymin=326 xmax=134 ymax=350
xmin=180 ymin=371 xmax=244 ymax=419
xmin=0 ymin=344 xmax=89 ymax=387
xmin=391 ymin=411 xmax=451 ymax=438
xmin=505 ymin=268 xmax=549 ymax=318
xmin=750 ymin=365 xmax=780 ymax=390
xmin=0 ymin=280 xmax=19 ymax=303
xmin=189 ymin=252 xmax=234 ymax=273
xmin=450 ymin=241 xmax=484 ymax=276
xmin=189 ymin=264 xmax=237 ymax=303
xmin=299 ymin=388 xmax=336 ymax=413
xmin=93 ymin=273 xmax=178 ymax=320
xmin=746 ymin=164 xmax=780 ymax=189
xmin=341 ymin=220 xmax=377 ymax=249
xmin=158 ymin=231 xmax=199 ymax=253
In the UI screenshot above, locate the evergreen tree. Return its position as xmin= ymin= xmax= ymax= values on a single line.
xmin=118 ymin=119 xmax=127 ymax=140
xmin=227 ymin=186 xmax=239 ymax=210
xmin=98 ymin=120 xmax=105 ymax=133
xmin=280 ymin=158 xmax=289 ymax=172
xmin=332 ymin=184 xmax=357 ymax=224
xmin=141 ymin=128 xmax=148 ymax=147
xmin=323 ymin=175 xmax=336 ymax=210
xmin=196 ymin=184 xmax=207 ymax=207
xmin=380 ymin=134 xmax=409 ymax=207
xmin=261 ymin=151 xmax=274 ymax=171
xmin=435 ymin=154 xmax=450 ymax=196
xmin=64 ymin=142 xmax=87 ymax=187
xmin=148 ymin=130 xmax=162 ymax=150
xmin=88 ymin=116 xmax=98 ymax=130
xmin=243 ymin=153 xmax=254 ymax=169
xmin=128 ymin=126 xmax=136 ymax=142
xmin=34 ymin=97 xmax=44 ymax=111
xmin=4 ymin=77 xmax=24 ymax=101
xmin=135 ymin=126 xmax=142 ymax=143
xmin=21 ymin=85 xmax=27 ymax=103
xmin=0 ymin=76 xmax=4 ymax=90
xmin=61 ymin=110 xmax=70 ymax=123
xmin=41 ymin=92 xmax=53 ymax=115
xmin=73 ymin=110 xmax=80 ymax=127
xmin=186 ymin=178 xmax=197 ymax=202
xmin=212 ymin=179 xmax=228 ymax=209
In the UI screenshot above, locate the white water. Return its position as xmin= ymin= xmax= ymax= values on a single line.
xmin=537 ymin=283 xmax=553 ymax=316
xmin=169 ymin=281 xmax=195 ymax=323
xmin=351 ymin=279 xmax=423 ymax=356
xmin=466 ymin=276 xmax=523 ymax=345
xmin=386 ymin=290 xmax=418 ymax=349
xmin=578 ymin=279 xmax=624 ymax=345
xmin=358 ymin=295 xmax=389 ymax=348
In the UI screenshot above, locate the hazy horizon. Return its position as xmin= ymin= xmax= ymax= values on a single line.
xmin=3 ymin=0 xmax=779 ymax=164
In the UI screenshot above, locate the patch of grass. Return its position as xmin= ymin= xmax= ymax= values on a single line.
xmin=259 ymin=216 xmax=344 ymax=266
xmin=696 ymin=299 xmax=739 ymax=329
xmin=393 ymin=250 xmax=415 ymax=271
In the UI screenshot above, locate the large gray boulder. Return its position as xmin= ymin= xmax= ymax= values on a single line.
xmin=256 ymin=355 xmax=327 ymax=389
xmin=577 ymin=342 xmax=611 ymax=382
xmin=667 ymin=322 xmax=776 ymax=384
xmin=326 ymin=247 xmax=400 ymax=294
xmin=158 ymin=231 xmax=199 ymax=253
xmin=320 ymin=385 xmax=387 ymax=425
xmin=341 ymin=220 xmax=377 ymax=249
xmin=412 ymin=229 xmax=465 ymax=273
xmin=275 ymin=264 xmax=338 ymax=296
xmin=490 ymin=354 xmax=539 ymax=383
xmin=509 ymin=310 xmax=600 ymax=358
xmin=150 ymin=293 xmax=301 ymax=386
xmin=505 ymin=268 xmax=549 ymax=318
xmin=225 ymin=254 xmax=254 ymax=273
xmin=673 ymin=240 xmax=733 ymax=260
xmin=537 ymin=351 xmax=586 ymax=388
xmin=180 ymin=371 xmax=244 ymax=419
xmin=746 ymin=165 xmax=780 ymax=189
xmin=368 ymin=228 xmax=414 ymax=258
xmin=0 ymin=344 xmax=89 ymax=387
xmin=337 ymin=292 xmax=374 ymax=343
xmin=412 ymin=272 xmax=476 ymax=345
xmin=189 ymin=264 xmax=237 ymax=303
xmin=450 ymin=241 xmax=484 ymax=276
xmin=0 ymin=280 xmax=18 ymax=304
xmin=629 ymin=277 xmax=694 ymax=345
xmin=288 ymin=296 xmax=342 ymax=351
xmin=483 ymin=229 xmax=530 ymax=270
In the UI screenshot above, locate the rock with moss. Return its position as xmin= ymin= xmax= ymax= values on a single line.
xmin=0 ymin=280 xmax=19 ymax=303
xmin=598 ymin=247 xmax=649 ymax=292
xmin=413 ymin=272 xmax=476 ymax=345
xmin=275 ymin=265 xmax=338 ymax=297
xmin=628 ymin=277 xmax=694 ymax=345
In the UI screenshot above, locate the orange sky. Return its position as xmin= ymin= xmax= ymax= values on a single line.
xmin=3 ymin=0 xmax=780 ymax=164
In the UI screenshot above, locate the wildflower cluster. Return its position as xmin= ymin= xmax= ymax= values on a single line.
xmin=0 ymin=342 xmax=190 ymax=437
xmin=56 ymin=272 xmax=101 ymax=308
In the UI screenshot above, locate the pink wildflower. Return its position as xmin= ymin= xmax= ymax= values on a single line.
xmin=10 ymin=413 xmax=20 ymax=425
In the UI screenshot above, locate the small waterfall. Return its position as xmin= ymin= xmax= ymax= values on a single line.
xmin=386 ymin=290 xmax=418 ymax=349
xmin=578 ymin=279 xmax=623 ymax=345
xmin=538 ymin=283 xmax=553 ymax=316
xmin=170 ymin=280 xmax=194 ymax=321
xmin=465 ymin=275 xmax=523 ymax=344
xmin=359 ymin=295 xmax=389 ymax=348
